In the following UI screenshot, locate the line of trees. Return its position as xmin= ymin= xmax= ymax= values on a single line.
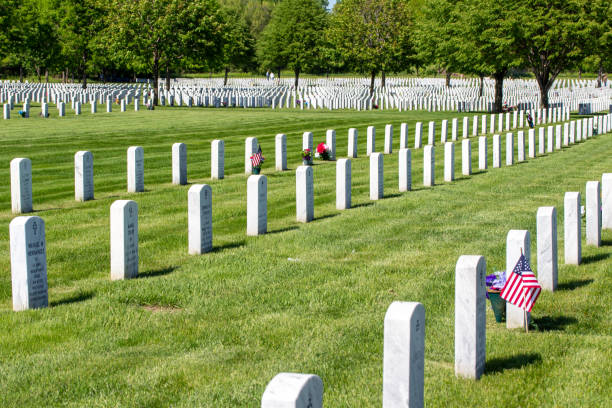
xmin=0 ymin=0 xmax=610 ymax=109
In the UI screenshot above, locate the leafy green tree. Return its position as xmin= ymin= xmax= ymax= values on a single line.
xmin=105 ymin=0 xmax=224 ymax=105
xmin=329 ymin=0 xmax=413 ymax=94
xmin=54 ymin=0 xmax=106 ymax=88
xmin=220 ymin=7 xmax=256 ymax=85
xmin=258 ymin=0 xmax=328 ymax=88
xmin=513 ymin=0 xmax=589 ymax=108
xmin=414 ymin=0 xmax=464 ymax=87
xmin=457 ymin=0 xmax=521 ymax=112
xmin=582 ymin=0 xmax=612 ymax=87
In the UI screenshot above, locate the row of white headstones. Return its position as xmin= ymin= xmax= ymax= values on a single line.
xmin=8 ymin=112 xmax=612 ymax=407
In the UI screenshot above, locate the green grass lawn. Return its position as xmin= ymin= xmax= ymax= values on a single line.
xmin=0 ymin=105 xmax=611 ymax=407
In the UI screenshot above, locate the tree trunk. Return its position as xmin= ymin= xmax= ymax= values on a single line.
xmin=224 ymin=66 xmax=229 ymax=86
xmin=45 ymin=70 xmax=48 ymax=83
xmin=294 ymin=68 xmax=300 ymax=89
xmin=493 ymin=70 xmax=506 ymax=113
xmin=277 ymin=68 xmax=281 ymax=79
xmin=578 ymin=68 xmax=582 ymax=80
xmin=19 ymin=66 xmax=23 ymax=82
xmin=381 ymin=71 xmax=386 ymax=88
xmin=445 ymin=71 xmax=451 ymax=87
xmin=165 ymin=65 xmax=170 ymax=91
xmin=153 ymin=52 xmax=159 ymax=106
xmin=370 ymin=70 xmax=376 ymax=96
xmin=82 ymin=70 xmax=87 ymax=89
xmin=478 ymin=75 xmax=484 ymax=97
xmin=597 ymin=62 xmax=603 ymax=88
xmin=535 ymin=70 xmax=552 ymax=109
xmin=36 ymin=66 xmax=41 ymax=83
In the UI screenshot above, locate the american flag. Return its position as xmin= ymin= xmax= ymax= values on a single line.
xmin=500 ymin=254 xmax=542 ymax=313
xmin=251 ymin=145 xmax=263 ymax=168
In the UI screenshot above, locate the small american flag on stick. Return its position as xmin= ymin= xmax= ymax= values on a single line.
xmin=251 ymin=145 xmax=263 ymax=168
xmin=500 ymin=253 xmax=541 ymax=313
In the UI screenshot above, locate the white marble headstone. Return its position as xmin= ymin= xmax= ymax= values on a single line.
xmin=506 ymin=230 xmax=530 ymax=329
xmin=454 ymin=255 xmax=486 ymax=379
xmin=326 ymin=129 xmax=336 ymax=159
xmin=247 ymin=175 xmax=267 ymax=236
xmin=564 ymin=192 xmax=581 ymax=265
xmin=505 ymin=133 xmax=513 ymax=166
xmin=370 ymin=153 xmax=383 ymax=200
xmin=385 ymin=124 xmax=393 ymax=154
xmin=296 ymin=166 xmax=314 ymax=222
xmin=601 ymin=173 xmax=612 ymax=229
xmin=492 ymin=134 xmax=501 ymax=168
xmin=75 ymin=151 xmax=94 ymax=201
xmin=537 ymin=206 xmax=557 ymax=291
xmin=261 ymin=373 xmax=323 ymax=408
xmin=367 ymin=126 xmax=376 ymax=156
xmin=172 ymin=143 xmax=187 ymax=185
xmin=462 ymin=139 xmax=471 ymax=176
xmin=400 ymin=123 xmax=408 ymax=149
xmin=188 ymin=184 xmax=212 ymax=254
xmin=336 ymin=159 xmax=351 ymax=210
xmin=444 ymin=142 xmax=454 ymax=182
xmin=478 ymin=136 xmax=487 ymax=170
xmin=586 ymin=181 xmax=601 ymax=247
xmin=348 ymin=128 xmax=358 ymax=158
xmin=110 ymin=200 xmax=138 ymax=280
xmin=211 ymin=140 xmax=225 ymax=179
xmin=245 ymin=137 xmax=258 ymax=174
xmin=383 ymin=301 xmax=425 ymax=408
xmin=10 ymin=216 xmax=48 ymax=311
xmin=424 ymin=145 xmax=434 ymax=187
xmin=10 ymin=158 xmax=33 ymax=213
xmin=127 ymin=146 xmax=144 ymax=192
xmin=399 ymin=148 xmax=411 ymax=192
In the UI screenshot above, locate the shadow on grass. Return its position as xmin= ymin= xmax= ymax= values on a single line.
xmin=601 ymin=239 xmax=612 ymax=246
xmin=557 ymin=278 xmax=594 ymax=291
xmin=485 ymin=353 xmax=542 ymax=374
xmin=267 ymin=226 xmax=299 ymax=235
xmin=50 ymin=291 xmax=94 ymax=307
xmin=138 ymin=266 xmax=177 ymax=279
xmin=211 ymin=241 xmax=245 ymax=253
xmin=581 ymin=253 xmax=610 ymax=264
xmin=351 ymin=202 xmax=374 ymax=209
xmin=383 ymin=193 xmax=403 ymax=199
xmin=532 ymin=315 xmax=578 ymax=332
xmin=315 ymin=213 xmax=339 ymax=222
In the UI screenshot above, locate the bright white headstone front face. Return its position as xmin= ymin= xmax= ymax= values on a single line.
xmin=110 ymin=200 xmax=138 ymax=280
xmin=10 ymin=216 xmax=48 ymax=311
xmin=326 ymin=129 xmax=336 ymax=159
xmin=586 ymin=181 xmax=601 ymax=247
xmin=10 ymin=158 xmax=33 ymax=213
xmin=399 ymin=148 xmax=411 ymax=192
xmin=564 ymin=192 xmax=581 ymax=265
xmin=454 ymin=255 xmax=486 ymax=380
xmin=400 ymin=123 xmax=408 ymax=149
xmin=127 ymin=146 xmax=144 ymax=193
xmin=75 ymin=151 xmax=94 ymax=201
xmin=247 ymin=175 xmax=267 ymax=236
xmin=506 ymin=230 xmax=530 ymax=329
xmin=245 ymin=137 xmax=258 ymax=174
xmin=261 ymin=373 xmax=323 ymax=408
xmin=303 ymin=131 xmax=313 ymax=152
xmin=348 ymin=128 xmax=358 ymax=158
xmin=423 ymin=145 xmax=435 ymax=187
xmin=444 ymin=142 xmax=454 ymax=182
xmin=336 ymin=159 xmax=351 ymax=210
xmin=211 ymin=140 xmax=225 ymax=179
xmin=462 ymin=139 xmax=471 ymax=176
xmin=383 ymin=301 xmax=425 ymax=408
xmin=537 ymin=206 xmax=557 ymax=291
xmin=414 ymin=122 xmax=423 ymax=149
xmin=492 ymin=135 xmax=501 ymax=168
xmin=427 ymin=121 xmax=435 ymax=145
xmin=505 ymin=133 xmax=514 ymax=166
xmin=370 ymin=153 xmax=383 ymax=200
xmin=296 ymin=166 xmax=314 ymax=222
xmin=478 ymin=136 xmax=487 ymax=170
xmin=188 ymin=184 xmax=212 ymax=254
xmin=275 ymin=134 xmax=287 ymax=171
xmin=602 ymin=173 xmax=612 ymax=229
xmin=367 ymin=126 xmax=376 ymax=156
xmin=385 ymin=124 xmax=393 ymax=154
xmin=172 ymin=143 xmax=187 ymax=185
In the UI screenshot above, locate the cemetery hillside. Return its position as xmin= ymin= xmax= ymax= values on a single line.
xmin=1 ymin=0 xmax=612 ymax=407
